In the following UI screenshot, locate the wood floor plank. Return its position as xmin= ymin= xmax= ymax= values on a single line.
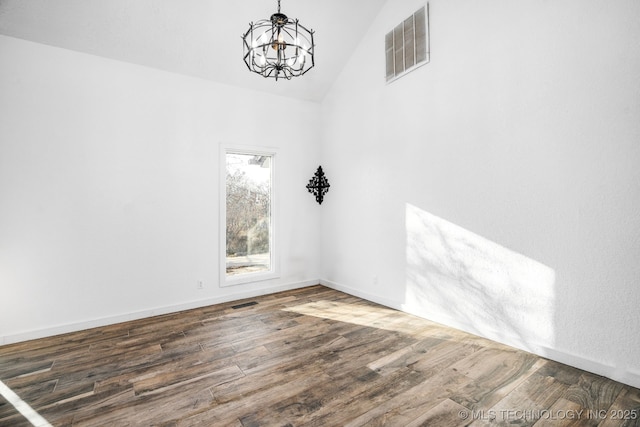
xmin=366 ymin=336 xmax=446 ymax=374
xmin=474 ymin=369 xmax=567 ymax=426
xmin=532 ymin=398 xmax=599 ymax=427
xmin=405 ymin=398 xmax=473 ymax=427
xmin=563 ymin=371 xmax=626 ymax=413
xmin=234 ymin=366 xmax=379 ymax=427
xmin=598 ymin=386 xmax=640 ymax=427
xmin=296 ymin=367 xmax=428 ymax=427
xmin=449 ymin=347 xmax=542 ymax=411
xmin=0 ymin=285 xmax=638 ymax=426
xmin=132 ymin=360 xmax=243 ymax=397
xmin=194 ymin=367 xmax=335 ymax=426
xmin=343 ymin=368 xmax=472 ymax=426
xmin=67 ymin=379 xmax=214 ymax=426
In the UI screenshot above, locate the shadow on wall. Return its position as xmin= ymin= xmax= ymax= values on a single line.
xmin=403 ymin=203 xmax=556 ymax=354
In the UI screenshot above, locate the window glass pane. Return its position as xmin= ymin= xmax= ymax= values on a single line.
xmin=225 ymin=152 xmax=272 ymax=276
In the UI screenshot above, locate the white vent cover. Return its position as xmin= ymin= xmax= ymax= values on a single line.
xmin=385 ymin=5 xmax=429 ymax=83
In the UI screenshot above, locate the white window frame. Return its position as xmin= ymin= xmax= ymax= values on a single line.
xmin=219 ymin=144 xmax=280 ymax=287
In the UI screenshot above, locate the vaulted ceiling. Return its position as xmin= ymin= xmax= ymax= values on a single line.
xmin=0 ymin=0 xmax=387 ymax=102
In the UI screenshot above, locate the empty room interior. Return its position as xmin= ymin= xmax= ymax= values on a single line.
xmin=1 ymin=0 xmax=640 ymax=425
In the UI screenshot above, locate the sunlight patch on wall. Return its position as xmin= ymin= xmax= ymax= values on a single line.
xmin=404 ymin=203 xmax=556 ymax=352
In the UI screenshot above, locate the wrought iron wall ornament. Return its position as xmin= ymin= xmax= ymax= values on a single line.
xmin=306 ymin=166 xmax=330 ymax=205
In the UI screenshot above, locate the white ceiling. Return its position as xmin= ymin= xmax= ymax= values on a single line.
xmin=0 ymin=0 xmax=387 ymax=102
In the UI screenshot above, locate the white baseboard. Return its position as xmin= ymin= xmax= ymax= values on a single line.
xmin=320 ymin=279 xmax=640 ymax=390
xmin=1 ymin=279 xmax=319 ymax=346
xmin=320 ymin=279 xmax=404 ymax=311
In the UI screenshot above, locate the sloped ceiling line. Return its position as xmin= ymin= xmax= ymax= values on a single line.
xmin=0 ymin=0 xmax=387 ymax=102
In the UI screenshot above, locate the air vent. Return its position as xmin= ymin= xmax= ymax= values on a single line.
xmin=385 ymin=5 xmax=430 ymax=83
xmin=231 ymin=301 xmax=258 ymax=309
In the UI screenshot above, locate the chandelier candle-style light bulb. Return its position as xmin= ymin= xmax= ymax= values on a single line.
xmin=242 ymin=0 xmax=315 ymax=80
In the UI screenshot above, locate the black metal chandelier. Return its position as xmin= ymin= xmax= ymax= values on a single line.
xmin=242 ymin=0 xmax=315 ymax=80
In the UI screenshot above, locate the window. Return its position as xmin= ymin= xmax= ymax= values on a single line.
xmin=220 ymin=148 xmax=278 ymax=286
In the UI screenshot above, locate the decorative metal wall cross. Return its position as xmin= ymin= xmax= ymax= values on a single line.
xmin=306 ymin=166 xmax=330 ymax=205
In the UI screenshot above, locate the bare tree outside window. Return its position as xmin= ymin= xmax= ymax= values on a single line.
xmin=225 ymin=153 xmax=272 ymax=276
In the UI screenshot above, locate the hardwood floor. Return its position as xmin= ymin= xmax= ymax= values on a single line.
xmin=1 ymin=285 xmax=639 ymax=426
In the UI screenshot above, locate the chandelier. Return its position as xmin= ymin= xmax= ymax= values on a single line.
xmin=242 ymin=0 xmax=315 ymax=80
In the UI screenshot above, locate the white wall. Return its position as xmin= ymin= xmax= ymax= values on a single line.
xmin=0 ymin=35 xmax=322 ymax=343
xmin=2 ymin=0 xmax=640 ymax=389
xmin=320 ymin=0 xmax=640 ymax=387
